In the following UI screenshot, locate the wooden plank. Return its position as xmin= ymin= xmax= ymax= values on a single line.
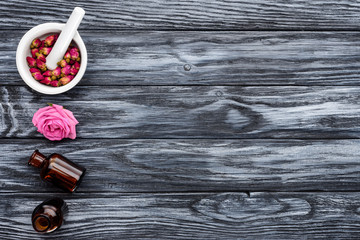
xmin=2 ymin=1 xmax=360 ymax=30
xmin=3 ymin=31 xmax=360 ymax=86
xmin=0 ymin=192 xmax=359 ymax=239
xmin=2 ymin=86 xmax=360 ymax=139
xmin=1 ymin=139 xmax=359 ymax=192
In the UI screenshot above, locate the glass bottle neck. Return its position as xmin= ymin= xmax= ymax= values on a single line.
xmin=33 ymin=215 xmax=51 ymax=232
xmin=28 ymin=150 xmax=47 ymax=168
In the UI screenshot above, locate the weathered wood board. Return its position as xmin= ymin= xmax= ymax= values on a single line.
xmin=2 ymin=0 xmax=360 ymax=239
xmin=0 ymin=139 xmax=359 ymax=193
xmin=2 ymin=1 xmax=360 ymax=30
xmin=2 ymin=86 xmax=360 ymax=139
xmin=2 ymin=31 xmax=360 ymax=86
xmin=0 ymin=192 xmax=359 ymax=239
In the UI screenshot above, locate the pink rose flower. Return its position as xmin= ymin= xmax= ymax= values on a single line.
xmin=32 ymin=104 xmax=79 ymax=141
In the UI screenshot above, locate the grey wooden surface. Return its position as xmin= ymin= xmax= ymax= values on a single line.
xmin=1 ymin=139 xmax=360 ymax=193
xmin=2 ymin=0 xmax=360 ymax=30
xmin=1 ymin=0 xmax=360 ymax=239
xmin=3 ymin=31 xmax=360 ymax=86
xmin=3 ymin=86 xmax=360 ymax=139
xmin=1 ymin=192 xmax=360 ymax=239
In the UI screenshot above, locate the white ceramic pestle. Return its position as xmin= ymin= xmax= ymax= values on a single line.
xmin=46 ymin=7 xmax=85 ymax=70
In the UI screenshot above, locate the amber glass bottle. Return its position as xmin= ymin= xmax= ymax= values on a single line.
xmin=32 ymin=197 xmax=68 ymax=233
xmin=28 ymin=150 xmax=86 ymax=192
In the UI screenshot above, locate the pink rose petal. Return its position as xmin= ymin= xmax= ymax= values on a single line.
xmin=32 ymin=104 xmax=79 ymax=141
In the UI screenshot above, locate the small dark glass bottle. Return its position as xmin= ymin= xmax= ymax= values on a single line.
xmin=32 ymin=198 xmax=68 ymax=233
xmin=28 ymin=150 xmax=86 ymax=192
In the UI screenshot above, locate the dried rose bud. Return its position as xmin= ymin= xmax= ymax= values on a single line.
xmin=32 ymin=72 xmax=44 ymax=81
xmin=40 ymin=77 xmax=52 ymax=85
xmin=70 ymin=65 xmax=78 ymax=75
xmin=68 ymin=75 xmax=74 ymax=81
xmin=36 ymin=59 xmax=47 ymax=71
xmin=43 ymin=70 xmax=52 ymax=77
xmin=50 ymin=80 xmax=59 ymax=87
xmin=37 ymin=53 xmax=46 ymax=62
xmin=29 ymin=68 xmax=40 ymax=73
xmin=30 ymin=38 xmax=41 ymax=49
xmin=69 ymin=59 xmax=75 ymax=65
xmin=40 ymin=47 xmax=52 ymax=56
xmin=26 ymin=57 xmax=36 ymax=68
xmin=31 ymin=48 xmax=39 ymax=58
xmin=70 ymin=48 xmax=79 ymax=60
xmin=72 ymin=47 xmax=79 ymax=52
xmin=57 ymin=59 xmax=67 ymax=68
xmin=73 ymin=61 xmax=80 ymax=70
xmin=44 ymin=35 xmax=57 ymax=47
xmin=64 ymin=52 xmax=71 ymax=63
xmin=61 ymin=65 xmax=71 ymax=76
xmin=52 ymin=66 xmax=61 ymax=77
xmin=59 ymin=76 xmax=71 ymax=85
xmin=51 ymin=75 xmax=57 ymax=80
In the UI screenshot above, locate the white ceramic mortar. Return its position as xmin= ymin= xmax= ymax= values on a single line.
xmin=16 ymin=23 xmax=87 ymax=95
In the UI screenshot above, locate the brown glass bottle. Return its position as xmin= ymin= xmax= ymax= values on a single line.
xmin=32 ymin=197 xmax=68 ymax=233
xmin=28 ymin=150 xmax=86 ymax=192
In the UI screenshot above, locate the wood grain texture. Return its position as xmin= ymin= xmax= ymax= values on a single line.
xmin=1 ymin=139 xmax=359 ymax=192
xmin=2 ymin=86 xmax=360 ymax=139
xmin=3 ymin=30 xmax=360 ymax=86
xmin=2 ymin=0 xmax=360 ymax=30
xmin=2 ymin=1 xmax=360 ymax=239
xmin=0 ymin=192 xmax=359 ymax=239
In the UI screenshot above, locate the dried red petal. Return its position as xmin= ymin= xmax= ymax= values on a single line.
xmin=26 ymin=57 xmax=36 ymax=68
xmin=73 ymin=61 xmax=80 ymax=70
xmin=36 ymin=59 xmax=47 ymax=71
xmin=31 ymin=48 xmax=39 ymax=58
xmin=64 ymin=51 xmax=71 ymax=60
xmin=43 ymin=70 xmax=52 ymax=77
xmin=50 ymin=80 xmax=59 ymax=87
xmin=70 ymin=48 xmax=79 ymax=60
xmin=37 ymin=53 xmax=46 ymax=62
xmin=52 ymin=67 xmax=61 ymax=77
xmin=59 ymin=76 xmax=71 ymax=85
xmin=44 ymin=35 xmax=56 ymax=47
xmin=61 ymin=65 xmax=71 ymax=76
xmin=58 ymin=59 xmax=68 ymax=68
xmin=40 ymin=77 xmax=52 ymax=85
xmin=29 ymin=68 xmax=40 ymax=73
xmin=32 ymin=72 xmax=44 ymax=81
xmin=40 ymin=47 xmax=52 ymax=56
xmin=70 ymin=65 xmax=79 ymax=75
xmin=30 ymin=38 xmax=41 ymax=49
